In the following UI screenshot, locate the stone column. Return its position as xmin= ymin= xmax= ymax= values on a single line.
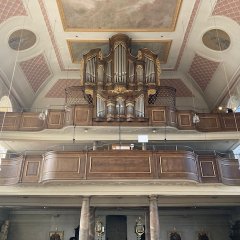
xmin=89 ymin=207 xmax=95 ymax=240
xmin=149 ymin=195 xmax=160 ymax=240
xmin=79 ymin=197 xmax=90 ymax=240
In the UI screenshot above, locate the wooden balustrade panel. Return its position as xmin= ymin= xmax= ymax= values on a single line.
xmin=177 ymin=111 xmax=194 ymax=130
xmin=198 ymin=155 xmax=220 ymax=183
xmin=0 ymin=156 xmax=23 ymax=185
xmin=149 ymin=107 xmax=177 ymax=127
xmin=0 ymin=112 xmax=21 ymax=131
xmin=218 ymin=158 xmax=240 ymax=185
xmin=149 ymin=107 xmax=167 ymax=126
xmin=86 ymin=151 xmax=157 ymax=179
xmin=21 ymin=155 xmax=42 ymax=183
xmin=220 ymin=113 xmax=240 ymax=131
xmin=19 ymin=112 xmax=45 ymax=131
xmin=196 ymin=114 xmax=221 ymax=131
xmin=47 ymin=110 xmax=65 ymax=129
xmin=156 ymin=151 xmax=199 ymax=182
xmin=74 ymin=105 xmax=93 ymax=126
xmin=41 ymin=151 xmax=87 ymax=182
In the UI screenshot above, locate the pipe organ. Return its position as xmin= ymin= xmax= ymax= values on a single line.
xmin=66 ymin=34 xmax=176 ymax=122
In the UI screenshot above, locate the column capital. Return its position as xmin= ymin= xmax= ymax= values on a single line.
xmin=149 ymin=195 xmax=158 ymax=201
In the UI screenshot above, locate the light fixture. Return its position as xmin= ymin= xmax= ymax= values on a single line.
xmin=95 ymin=219 xmax=104 ymax=240
xmin=152 ymin=128 xmax=157 ymax=133
xmin=84 ymin=128 xmax=88 ymax=133
xmin=38 ymin=109 xmax=48 ymax=121
xmin=217 ymin=106 xmax=234 ymax=113
xmin=135 ymin=217 xmax=145 ymax=240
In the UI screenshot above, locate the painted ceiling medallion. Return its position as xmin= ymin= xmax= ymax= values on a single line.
xmin=57 ymin=0 xmax=182 ymax=31
xmin=8 ymin=29 xmax=37 ymax=51
xmin=202 ymin=29 xmax=230 ymax=51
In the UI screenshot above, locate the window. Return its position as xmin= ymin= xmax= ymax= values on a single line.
xmin=0 ymin=96 xmax=12 ymax=112
xmin=0 ymin=144 xmax=7 ymax=170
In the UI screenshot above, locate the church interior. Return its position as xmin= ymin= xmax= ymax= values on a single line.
xmin=0 ymin=0 xmax=240 ymax=240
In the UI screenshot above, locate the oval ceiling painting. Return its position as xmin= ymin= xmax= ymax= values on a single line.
xmin=202 ymin=29 xmax=230 ymax=51
xmin=8 ymin=29 xmax=37 ymax=51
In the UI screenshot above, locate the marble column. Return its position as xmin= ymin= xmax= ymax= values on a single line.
xmin=79 ymin=197 xmax=90 ymax=240
xmin=149 ymin=195 xmax=160 ymax=240
xmin=89 ymin=207 xmax=95 ymax=240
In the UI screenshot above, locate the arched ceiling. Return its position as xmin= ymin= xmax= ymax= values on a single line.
xmin=1 ymin=0 xmax=240 ymax=112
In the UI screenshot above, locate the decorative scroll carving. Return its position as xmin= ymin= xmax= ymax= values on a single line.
xmin=0 ymin=220 xmax=9 ymax=240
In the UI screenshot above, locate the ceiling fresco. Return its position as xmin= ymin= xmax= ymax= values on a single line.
xmin=68 ymin=40 xmax=171 ymax=64
xmin=202 ymin=29 xmax=230 ymax=51
xmin=8 ymin=29 xmax=37 ymax=51
xmin=0 ymin=0 xmax=240 ymax=113
xmin=57 ymin=0 xmax=182 ymax=31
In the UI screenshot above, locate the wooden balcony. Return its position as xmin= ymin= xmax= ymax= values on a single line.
xmin=0 ymin=150 xmax=239 ymax=186
xmin=0 ymin=107 xmax=239 ymax=132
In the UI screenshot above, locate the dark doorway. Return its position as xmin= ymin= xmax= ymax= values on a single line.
xmin=106 ymin=215 xmax=127 ymax=240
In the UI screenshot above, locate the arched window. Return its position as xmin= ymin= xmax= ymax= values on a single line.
xmin=0 ymin=96 xmax=12 ymax=112
xmin=227 ymin=95 xmax=240 ymax=112
xmin=0 ymin=144 xmax=7 ymax=170
xmin=236 ymin=105 xmax=240 ymax=113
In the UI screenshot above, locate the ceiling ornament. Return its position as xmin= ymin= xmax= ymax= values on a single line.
xmin=213 ymin=0 xmax=240 ymax=25
xmin=0 ymin=0 xmax=27 ymax=24
xmin=19 ymin=54 xmax=51 ymax=93
xmin=8 ymin=29 xmax=37 ymax=51
xmin=202 ymin=29 xmax=230 ymax=51
xmin=188 ymin=54 xmax=220 ymax=91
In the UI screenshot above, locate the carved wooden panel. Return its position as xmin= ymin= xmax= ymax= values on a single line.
xmin=157 ymin=151 xmax=199 ymax=182
xmin=74 ymin=105 xmax=92 ymax=126
xmin=0 ymin=156 xmax=23 ymax=185
xmin=19 ymin=113 xmax=45 ymax=131
xmin=21 ymin=155 xmax=42 ymax=183
xmin=151 ymin=109 xmax=166 ymax=122
xmin=41 ymin=152 xmax=86 ymax=182
xmin=177 ymin=111 xmax=194 ymax=129
xmin=198 ymin=155 xmax=219 ymax=183
xmin=169 ymin=110 xmax=176 ymax=126
xmin=221 ymin=114 xmax=240 ymax=130
xmin=86 ymin=151 xmax=155 ymax=179
xmin=149 ymin=107 xmax=168 ymax=126
xmin=0 ymin=112 xmax=21 ymax=131
xmin=47 ymin=110 xmax=65 ymax=129
xmin=197 ymin=114 xmax=221 ymax=131
xmin=218 ymin=158 xmax=240 ymax=185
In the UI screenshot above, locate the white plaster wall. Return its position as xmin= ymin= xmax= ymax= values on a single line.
xmin=8 ymin=210 xmax=80 ymax=240
xmin=7 ymin=209 xmax=231 ymax=240
xmin=158 ymin=213 xmax=229 ymax=240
